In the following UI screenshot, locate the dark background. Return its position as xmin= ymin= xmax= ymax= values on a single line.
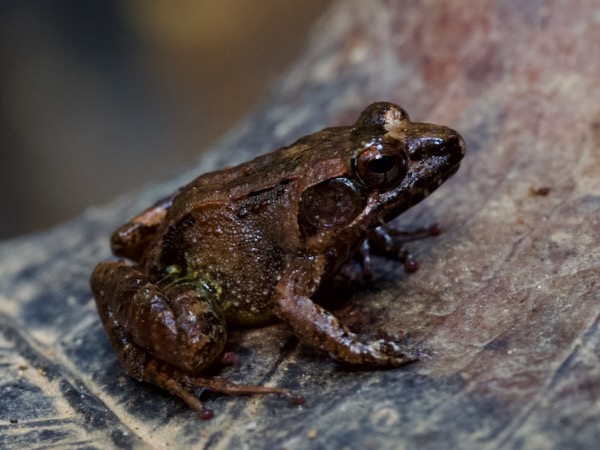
xmin=0 ymin=0 xmax=332 ymax=239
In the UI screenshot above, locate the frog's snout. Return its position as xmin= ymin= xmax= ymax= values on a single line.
xmin=429 ymin=127 xmax=465 ymax=158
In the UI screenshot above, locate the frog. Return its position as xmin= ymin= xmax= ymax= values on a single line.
xmin=90 ymin=102 xmax=465 ymax=420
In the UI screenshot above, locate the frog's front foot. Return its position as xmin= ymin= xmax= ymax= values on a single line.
xmin=368 ymin=223 xmax=442 ymax=273
xmin=275 ymin=286 xmax=419 ymax=368
xmin=350 ymin=223 xmax=443 ymax=278
xmin=335 ymin=337 xmax=421 ymax=368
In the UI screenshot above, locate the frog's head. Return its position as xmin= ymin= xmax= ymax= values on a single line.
xmin=298 ymin=102 xmax=465 ymax=255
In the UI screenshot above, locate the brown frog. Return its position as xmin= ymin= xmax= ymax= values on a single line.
xmin=90 ymin=102 xmax=465 ymax=419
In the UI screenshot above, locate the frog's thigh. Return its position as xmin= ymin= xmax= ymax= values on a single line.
xmin=91 ymin=262 xmax=226 ymax=373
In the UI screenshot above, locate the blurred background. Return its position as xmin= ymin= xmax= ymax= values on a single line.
xmin=0 ymin=0 xmax=332 ymax=239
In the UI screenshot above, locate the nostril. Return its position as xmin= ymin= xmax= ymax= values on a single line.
xmin=439 ymin=131 xmax=466 ymax=159
xmin=408 ymin=137 xmax=444 ymax=159
xmin=444 ymin=132 xmax=464 ymax=151
xmin=429 ymin=137 xmax=451 ymax=156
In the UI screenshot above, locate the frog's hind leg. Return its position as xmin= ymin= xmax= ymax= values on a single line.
xmin=91 ymin=261 xmax=227 ymax=372
xmin=90 ymin=261 xmax=303 ymax=419
xmin=142 ymin=362 xmax=305 ymax=420
xmin=91 ymin=261 xmax=227 ymax=418
xmin=141 ymin=365 xmax=305 ymax=420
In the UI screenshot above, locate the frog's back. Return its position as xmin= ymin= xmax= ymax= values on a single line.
xmin=181 ymin=126 xmax=352 ymax=203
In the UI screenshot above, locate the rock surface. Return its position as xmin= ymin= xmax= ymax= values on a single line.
xmin=1 ymin=0 xmax=599 ymax=449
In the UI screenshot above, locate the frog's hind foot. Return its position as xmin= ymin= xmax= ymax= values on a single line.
xmin=162 ymin=377 xmax=215 ymax=420
xmin=192 ymin=376 xmax=305 ymax=404
xmin=177 ymin=375 xmax=305 ymax=419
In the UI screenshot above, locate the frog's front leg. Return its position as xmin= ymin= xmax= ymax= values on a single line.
xmin=274 ymin=258 xmax=418 ymax=367
xmin=349 ymin=223 xmax=443 ymax=279
xmin=91 ymin=262 xmax=302 ymax=419
xmin=369 ymin=223 xmax=442 ymax=258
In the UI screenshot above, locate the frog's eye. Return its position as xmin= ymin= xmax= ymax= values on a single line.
xmin=354 ymin=142 xmax=408 ymax=191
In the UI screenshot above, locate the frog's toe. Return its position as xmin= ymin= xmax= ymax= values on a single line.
xmin=162 ymin=377 xmax=214 ymax=420
xmin=372 ymin=340 xmax=424 ymax=366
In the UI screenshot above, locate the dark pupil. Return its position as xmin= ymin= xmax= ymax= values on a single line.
xmin=368 ymin=155 xmax=395 ymax=173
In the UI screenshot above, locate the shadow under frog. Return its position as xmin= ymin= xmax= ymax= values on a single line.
xmin=90 ymin=102 xmax=465 ymax=420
